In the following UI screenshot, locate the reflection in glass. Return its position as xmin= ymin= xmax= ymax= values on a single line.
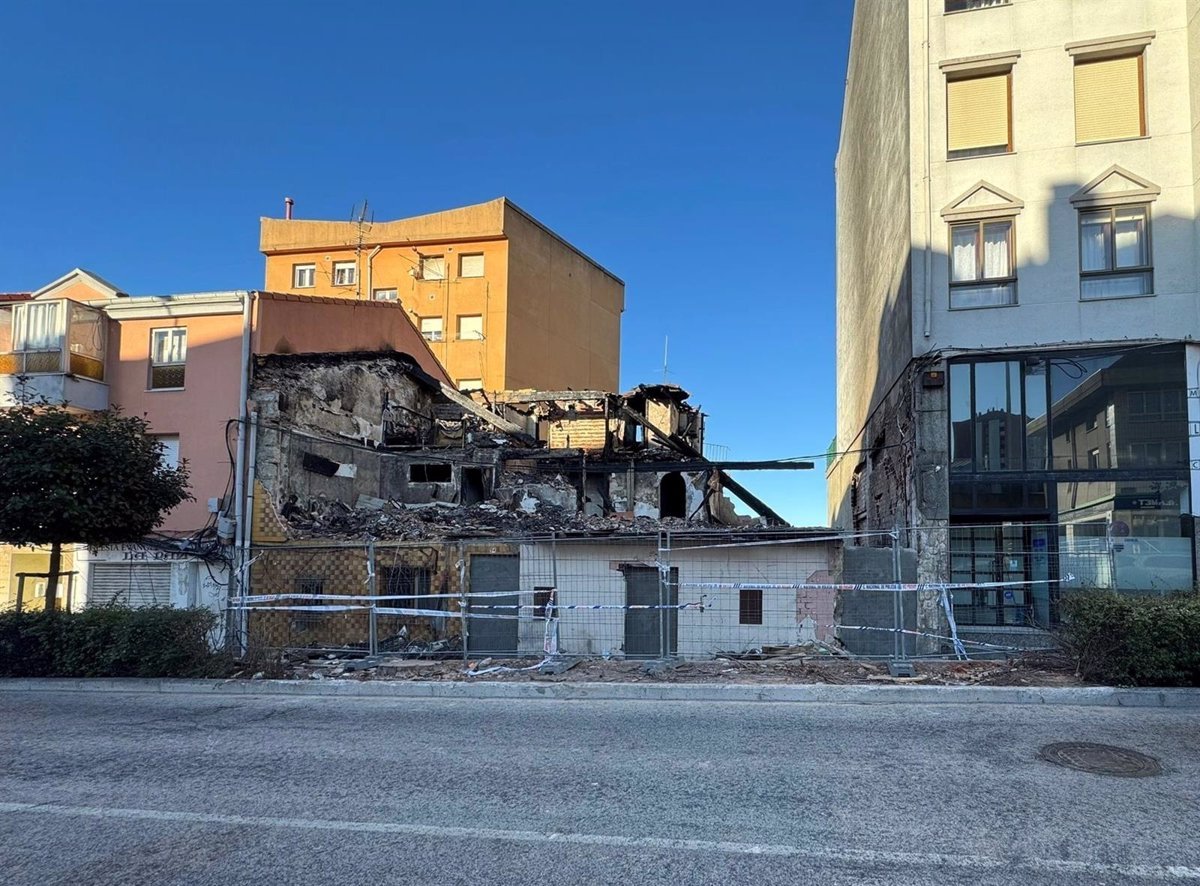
xmin=1024 ymin=359 xmax=1047 ymax=470
xmin=1057 ymin=480 xmax=1192 ymax=592
xmin=1049 ymin=348 xmax=1186 ymax=471
xmin=973 ymin=361 xmax=1022 ymax=471
xmin=950 ymin=363 xmax=972 ymax=471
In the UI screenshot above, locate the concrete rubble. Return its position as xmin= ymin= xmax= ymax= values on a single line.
xmin=249 ymin=352 xmax=801 ymax=541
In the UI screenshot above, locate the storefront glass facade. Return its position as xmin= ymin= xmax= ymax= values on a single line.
xmin=947 ymin=344 xmax=1193 ymax=625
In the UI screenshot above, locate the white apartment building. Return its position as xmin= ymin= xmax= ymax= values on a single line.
xmin=829 ymin=0 xmax=1200 ymax=633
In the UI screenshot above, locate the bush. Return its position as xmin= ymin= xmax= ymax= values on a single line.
xmin=1058 ymin=591 xmax=1200 ymax=687
xmin=0 ymin=606 xmax=226 ymax=678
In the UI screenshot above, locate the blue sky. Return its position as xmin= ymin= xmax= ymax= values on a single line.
xmin=0 ymin=1 xmax=852 ymax=526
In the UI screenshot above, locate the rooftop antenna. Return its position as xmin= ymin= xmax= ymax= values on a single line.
xmin=351 ymin=200 xmax=373 ymax=298
xmin=663 ymin=335 xmax=669 ymax=383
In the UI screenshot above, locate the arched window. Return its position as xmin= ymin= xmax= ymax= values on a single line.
xmin=659 ymin=472 xmax=686 ymax=520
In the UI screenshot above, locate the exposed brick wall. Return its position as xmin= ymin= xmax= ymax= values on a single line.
xmin=547 ymin=417 xmax=610 ymax=451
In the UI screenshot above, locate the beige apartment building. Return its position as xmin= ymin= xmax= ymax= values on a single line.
xmin=831 ymin=0 xmax=1200 ymax=633
xmin=260 ymin=197 xmax=625 ymax=394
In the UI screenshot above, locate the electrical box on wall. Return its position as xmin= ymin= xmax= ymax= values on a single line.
xmin=207 ymin=497 xmax=224 ymax=514
xmin=922 ymin=370 xmax=945 ymax=388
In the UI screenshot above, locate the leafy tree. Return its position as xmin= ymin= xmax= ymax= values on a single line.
xmin=0 ymin=406 xmax=191 ymax=611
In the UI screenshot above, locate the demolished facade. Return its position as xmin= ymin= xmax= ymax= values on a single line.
xmin=248 ymin=353 xmax=766 ymax=538
xmin=239 ymin=352 xmax=942 ymax=661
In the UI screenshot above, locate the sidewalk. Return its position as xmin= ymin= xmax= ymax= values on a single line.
xmin=3 ymin=677 xmax=1199 ymax=707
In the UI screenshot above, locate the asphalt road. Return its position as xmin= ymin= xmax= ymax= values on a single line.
xmin=1 ymin=689 xmax=1198 ymax=885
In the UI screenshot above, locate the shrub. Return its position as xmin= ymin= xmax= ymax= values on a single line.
xmin=1057 ymin=591 xmax=1200 ymax=687
xmin=0 ymin=606 xmax=226 ymax=678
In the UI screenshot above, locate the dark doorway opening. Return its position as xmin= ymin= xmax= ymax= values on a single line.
xmin=461 ymin=467 xmax=486 ymax=505
xmin=659 ymin=472 xmax=686 ymax=519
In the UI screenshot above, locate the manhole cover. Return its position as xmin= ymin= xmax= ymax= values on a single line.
xmin=1039 ymin=742 xmax=1162 ymax=777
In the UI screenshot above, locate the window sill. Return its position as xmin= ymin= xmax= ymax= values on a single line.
xmin=948 ymin=301 xmax=1019 ymax=311
xmin=1080 ymin=291 xmax=1155 ymax=302
xmin=146 ymin=387 xmax=186 ymax=393
xmin=1076 ymin=134 xmax=1150 ymax=147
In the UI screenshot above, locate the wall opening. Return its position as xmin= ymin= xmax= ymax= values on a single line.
xmin=410 ymin=462 xmax=452 ymax=483
xmin=659 ymin=472 xmax=686 ymax=519
xmin=461 ymin=467 xmax=486 ymax=505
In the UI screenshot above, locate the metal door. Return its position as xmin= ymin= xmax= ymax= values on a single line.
xmin=623 ymin=566 xmax=678 ymax=659
xmin=467 ymin=555 xmax=519 ymax=655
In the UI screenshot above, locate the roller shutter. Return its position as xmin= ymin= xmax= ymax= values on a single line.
xmin=1074 ymin=55 xmax=1143 ymax=143
xmin=88 ymin=564 xmax=172 ymax=607
xmin=947 ymin=73 xmax=1010 ymax=153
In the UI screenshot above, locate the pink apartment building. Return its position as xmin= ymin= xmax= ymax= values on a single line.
xmin=0 ymin=268 xmax=450 ymax=613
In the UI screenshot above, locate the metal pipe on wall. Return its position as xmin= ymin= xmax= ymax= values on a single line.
xmin=230 ymin=291 xmax=254 ymax=649
xmin=922 ymin=0 xmax=934 ymax=339
xmin=365 ymin=245 xmax=382 ymax=301
xmin=237 ymin=410 xmax=259 ymax=654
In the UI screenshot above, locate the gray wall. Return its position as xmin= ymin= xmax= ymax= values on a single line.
xmin=829 ymin=0 xmax=913 ymax=526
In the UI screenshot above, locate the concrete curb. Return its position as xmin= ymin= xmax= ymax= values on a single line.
xmin=3 ymin=677 xmax=1200 ymax=707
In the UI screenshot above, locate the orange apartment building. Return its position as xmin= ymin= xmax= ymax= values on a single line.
xmin=259 ymin=197 xmax=625 ymax=393
xmin=0 ymin=268 xmax=450 ymax=614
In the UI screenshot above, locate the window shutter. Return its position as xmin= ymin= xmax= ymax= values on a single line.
xmin=947 ymin=74 xmax=1010 ymax=153
xmin=460 ymin=254 xmax=484 ymax=277
xmin=1074 ymin=55 xmax=1142 ymax=143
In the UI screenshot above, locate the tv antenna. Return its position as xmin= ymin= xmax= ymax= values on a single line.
xmin=350 ymin=200 xmax=374 ymax=297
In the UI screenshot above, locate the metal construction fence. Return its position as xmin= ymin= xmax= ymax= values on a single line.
xmin=225 ymin=525 xmax=1128 ymax=662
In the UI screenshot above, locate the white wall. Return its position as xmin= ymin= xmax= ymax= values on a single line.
xmin=519 ymin=540 xmax=837 ymax=658
xmin=913 ymin=0 xmax=1199 ymax=353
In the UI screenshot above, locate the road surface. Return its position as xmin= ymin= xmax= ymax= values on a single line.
xmin=1 ymin=689 xmax=1197 ymax=885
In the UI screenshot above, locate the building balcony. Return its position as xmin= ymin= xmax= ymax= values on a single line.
xmin=0 ymin=299 xmax=109 ymax=411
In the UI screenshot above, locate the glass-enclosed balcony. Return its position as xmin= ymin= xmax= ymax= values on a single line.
xmin=0 ymin=299 xmax=109 ymax=410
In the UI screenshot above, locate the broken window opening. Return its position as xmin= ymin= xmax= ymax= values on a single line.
xmin=410 ymin=462 xmax=453 ymax=483
xmin=533 ymin=587 xmax=554 ymax=619
xmin=461 ymin=467 xmax=487 ymax=505
xmin=381 ymin=566 xmax=434 ymax=610
xmin=292 ymin=576 xmax=328 ymax=633
xmin=739 ymin=588 xmax=764 ymax=625
xmin=659 ymin=472 xmax=687 ymax=519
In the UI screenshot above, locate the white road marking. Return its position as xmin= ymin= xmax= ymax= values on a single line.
xmin=2 ymin=801 xmax=1198 ymax=880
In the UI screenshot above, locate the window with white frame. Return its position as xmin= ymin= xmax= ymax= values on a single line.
xmin=419 ymin=317 xmax=443 ymax=342
xmin=949 ymin=219 xmax=1016 ymax=308
xmin=459 ymin=253 xmax=485 ymax=278
xmin=10 ymin=301 xmax=65 ymax=373
xmin=419 ymin=255 xmax=446 ymax=281
xmin=293 ymin=263 xmax=316 ymax=288
xmin=149 ymin=328 xmax=187 ymax=389
xmin=1079 ymin=205 xmax=1151 ymax=299
xmin=154 ymin=435 xmax=181 ymax=469
xmin=372 ymin=288 xmax=398 ymax=301
xmin=14 ymin=301 xmax=63 ymax=351
xmin=457 ymin=315 xmax=483 ymax=341
xmin=332 ymin=261 xmax=357 ymax=287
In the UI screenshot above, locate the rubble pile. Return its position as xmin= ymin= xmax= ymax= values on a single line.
xmin=283 ymin=492 xmax=694 ymax=540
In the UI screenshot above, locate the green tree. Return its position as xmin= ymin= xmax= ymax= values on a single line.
xmin=0 ymin=406 xmax=191 ymax=611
